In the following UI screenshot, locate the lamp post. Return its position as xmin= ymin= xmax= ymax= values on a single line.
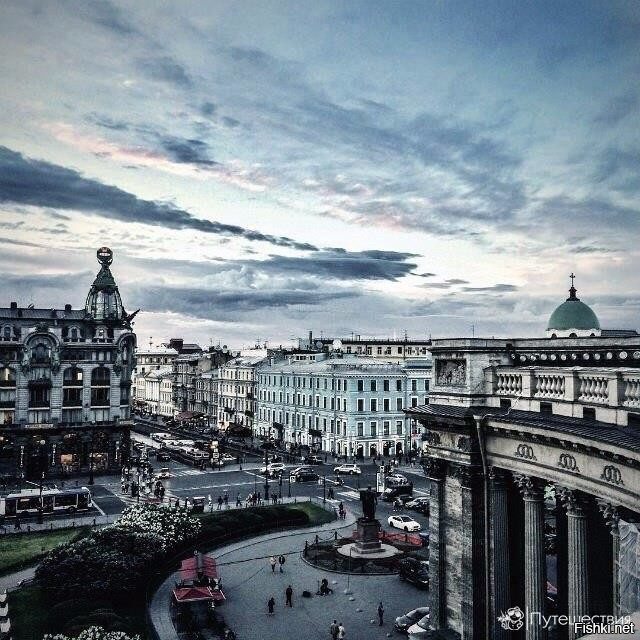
xmin=322 ymin=474 xmax=326 ymax=504
xmin=37 ymin=438 xmax=46 ymax=524
xmin=88 ymin=430 xmax=95 ymax=486
xmin=264 ymin=446 xmax=270 ymax=501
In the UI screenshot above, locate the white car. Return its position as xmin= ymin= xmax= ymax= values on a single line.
xmin=388 ymin=515 xmax=422 ymax=532
xmin=221 ymin=453 xmax=236 ymax=463
xmin=407 ymin=612 xmax=433 ymax=640
xmin=334 ymin=463 xmax=362 ymax=475
xmin=157 ymin=467 xmax=171 ymax=479
xmin=260 ymin=462 xmax=285 ymax=476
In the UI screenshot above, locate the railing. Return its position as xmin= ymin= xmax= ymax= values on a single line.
xmin=490 ymin=366 xmax=640 ymax=412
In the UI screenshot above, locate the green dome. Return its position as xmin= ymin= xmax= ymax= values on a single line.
xmin=547 ymin=285 xmax=600 ymax=331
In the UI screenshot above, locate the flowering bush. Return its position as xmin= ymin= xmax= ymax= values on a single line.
xmin=44 ymin=627 xmax=140 ymax=640
xmin=115 ymin=504 xmax=201 ymax=552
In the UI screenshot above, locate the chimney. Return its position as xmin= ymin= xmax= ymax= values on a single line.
xmin=10 ymin=302 xmax=17 ymax=309
xmin=308 ymin=330 xmax=313 ymax=348
xmin=65 ymin=304 xmax=72 ymax=312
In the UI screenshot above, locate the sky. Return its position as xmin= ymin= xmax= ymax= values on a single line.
xmin=0 ymin=1 xmax=639 ymax=348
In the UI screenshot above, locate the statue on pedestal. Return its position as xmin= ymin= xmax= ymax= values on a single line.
xmin=359 ymin=486 xmax=377 ymax=521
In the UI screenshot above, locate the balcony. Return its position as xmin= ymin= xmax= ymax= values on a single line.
xmin=490 ymin=366 xmax=640 ymax=412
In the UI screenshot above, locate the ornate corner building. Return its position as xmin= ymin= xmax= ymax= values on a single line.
xmin=407 ymin=281 xmax=640 ymax=640
xmin=0 ymin=247 xmax=136 ymax=482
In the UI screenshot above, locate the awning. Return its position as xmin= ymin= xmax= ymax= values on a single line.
xmin=176 ymin=411 xmax=204 ymax=421
xmin=173 ymin=586 xmax=225 ymax=603
xmin=180 ymin=554 xmax=218 ymax=581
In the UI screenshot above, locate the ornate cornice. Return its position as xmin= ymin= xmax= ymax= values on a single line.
xmin=556 ymin=486 xmax=590 ymax=515
xmin=513 ymin=473 xmax=545 ymax=500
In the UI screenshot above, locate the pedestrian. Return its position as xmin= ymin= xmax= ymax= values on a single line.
xmin=267 ymin=596 xmax=275 ymax=615
xmin=278 ymin=554 xmax=286 ymax=573
xmin=377 ymin=602 xmax=384 ymax=626
xmin=330 ymin=620 xmax=339 ymax=640
xmin=270 ymin=556 xmax=277 ymax=573
xmin=217 ymin=495 xmax=223 ymax=510
xmin=337 ymin=623 xmax=345 ymax=639
xmin=208 ymin=495 xmax=213 ymax=511
xmin=285 ymin=585 xmax=293 ymax=607
xmin=236 ymin=493 xmax=242 ymax=507
xmin=257 ymin=491 xmax=262 ymax=505
xmin=224 ymin=493 xmax=229 ymax=508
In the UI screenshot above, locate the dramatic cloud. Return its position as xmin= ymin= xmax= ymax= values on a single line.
xmin=0 ymin=146 xmax=316 ymax=251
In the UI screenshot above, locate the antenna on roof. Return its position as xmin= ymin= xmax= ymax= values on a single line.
xmin=149 ymin=336 xmax=153 ymax=348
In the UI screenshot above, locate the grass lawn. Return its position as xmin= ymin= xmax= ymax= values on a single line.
xmin=0 ymin=527 xmax=89 ymax=575
xmin=289 ymin=501 xmax=335 ymax=525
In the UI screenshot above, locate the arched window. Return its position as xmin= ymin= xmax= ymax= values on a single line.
xmin=33 ymin=343 xmax=49 ymax=364
xmin=63 ymin=367 xmax=83 ymax=385
xmin=0 ymin=367 xmax=16 ymax=384
xmin=71 ymin=328 xmax=78 ymax=340
xmin=2 ymin=326 xmax=11 ymax=340
xmin=569 ymin=333 xmax=577 ymax=338
xmin=91 ymin=367 xmax=110 ymax=386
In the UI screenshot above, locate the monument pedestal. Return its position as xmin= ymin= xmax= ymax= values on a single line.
xmin=355 ymin=517 xmax=382 ymax=554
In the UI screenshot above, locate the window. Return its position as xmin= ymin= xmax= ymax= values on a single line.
xmin=540 ymin=402 xmax=553 ymax=415
xmin=370 ymin=421 xmax=377 ymax=437
xmin=411 ymin=380 xmax=417 ymax=392
xmin=383 ymin=379 xmax=389 ymax=392
xmin=29 ymin=385 xmax=50 ymax=408
xmin=396 ymin=421 xmax=403 ymax=435
xmin=357 ymin=399 xmax=364 ymax=412
xmin=500 ymin=398 xmax=511 ymax=410
xmin=396 ymin=398 xmax=403 ymax=410
xmin=357 ymin=380 xmax=364 ymax=391
xmin=424 ymin=379 xmax=429 ymax=391
xmin=370 ymin=398 xmax=377 ymax=412
xmin=377 ymin=347 xmax=382 ymax=354
xmin=357 ymin=422 xmax=364 ymax=436
xmin=383 ymin=421 xmax=390 ymax=436
xmin=370 ymin=380 xmax=377 ymax=392
xmin=583 ymin=407 xmax=596 ymax=421
xmin=63 ymin=387 xmax=82 ymax=407
xmin=383 ymin=398 xmax=390 ymax=411
xmin=396 ymin=380 xmax=402 ymax=391
xmin=629 ymin=413 xmax=640 ymax=428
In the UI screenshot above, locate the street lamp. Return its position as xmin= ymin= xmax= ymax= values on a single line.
xmin=322 ymin=474 xmax=326 ymax=504
xmin=264 ymin=446 xmax=270 ymax=501
xmin=37 ymin=439 xmax=46 ymax=524
xmin=88 ymin=430 xmax=95 ymax=486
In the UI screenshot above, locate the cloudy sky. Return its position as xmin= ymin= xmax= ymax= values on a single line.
xmin=0 ymin=1 xmax=639 ymax=347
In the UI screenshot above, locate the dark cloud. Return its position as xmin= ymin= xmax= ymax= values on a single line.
xmin=413 ymin=272 xmax=437 ymax=278
xmin=86 ymin=113 xmax=131 ymax=131
xmin=593 ymin=90 xmax=639 ymax=127
xmin=84 ymin=0 xmax=139 ymax=36
xmin=132 ymin=285 xmax=358 ymax=318
xmin=0 ymin=146 xmax=317 ymax=251
xmin=445 ymin=278 xmax=469 ymax=285
xmin=136 ymin=56 xmax=192 ymax=88
xmin=200 ymin=102 xmax=217 ymax=117
xmin=159 ymin=136 xmax=217 ymax=166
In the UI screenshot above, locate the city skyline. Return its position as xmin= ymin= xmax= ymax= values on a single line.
xmin=1 ymin=1 xmax=639 ymax=346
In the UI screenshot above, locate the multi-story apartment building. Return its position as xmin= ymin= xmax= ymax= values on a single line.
xmin=194 ymin=370 xmax=219 ymax=424
xmin=217 ymin=350 xmax=267 ymax=432
xmin=132 ymin=345 xmax=179 ymax=377
xmin=256 ymin=353 xmax=431 ymax=458
xmin=311 ymin=334 xmax=432 ymax=363
xmin=0 ymin=247 xmax=136 ymax=480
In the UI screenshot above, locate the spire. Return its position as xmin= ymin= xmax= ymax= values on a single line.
xmin=567 ymin=272 xmax=579 ymax=301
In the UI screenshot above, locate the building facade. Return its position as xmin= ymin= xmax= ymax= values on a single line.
xmin=311 ymin=334 xmax=432 ymax=364
xmin=256 ymin=353 xmax=431 ymax=456
xmin=408 ymin=288 xmax=640 ymax=640
xmin=0 ymin=247 xmax=136 ymax=481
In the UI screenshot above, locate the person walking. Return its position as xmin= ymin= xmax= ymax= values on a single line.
xmin=285 ymin=585 xmax=293 ymax=607
xmin=267 ymin=596 xmax=275 ymax=615
xmin=217 ymin=495 xmax=223 ymax=510
xmin=236 ymin=493 xmax=242 ymax=507
xmin=270 ymin=556 xmax=277 ymax=573
xmin=337 ymin=622 xmax=345 ymax=639
xmin=377 ymin=602 xmax=384 ymax=626
xmin=330 ymin=620 xmax=339 ymax=640
xmin=278 ymin=554 xmax=286 ymax=573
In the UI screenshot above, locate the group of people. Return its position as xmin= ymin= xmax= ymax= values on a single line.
xmin=269 ymin=555 xmax=287 ymax=573
xmin=266 ymin=584 xmax=294 ymax=614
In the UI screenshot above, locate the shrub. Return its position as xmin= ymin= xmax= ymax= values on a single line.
xmin=62 ymin=610 xmax=132 ymax=637
xmin=47 ymin=598 xmax=114 ymax=629
xmin=43 ymin=626 xmax=140 ymax=640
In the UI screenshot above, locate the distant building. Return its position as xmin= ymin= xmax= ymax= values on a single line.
xmin=0 ymin=247 xmax=136 ymax=480
xmin=256 ymin=352 xmax=431 ymax=457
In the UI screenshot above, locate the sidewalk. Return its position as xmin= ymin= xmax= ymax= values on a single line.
xmin=149 ymin=501 xmax=358 ymax=640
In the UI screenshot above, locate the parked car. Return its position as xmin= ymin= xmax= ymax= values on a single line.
xmin=382 ymin=484 xmax=413 ymax=501
xmin=290 ymin=467 xmax=320 ymax=482
xmin=388 ymin=515 xmax=421 ymax=532
xmin=157 ymin=467 xmax=171 ymax=479
xmin=407 ymin=612 xmax=434 ymax=640
xmin=398 ymin=557 xmax=429 ymax=589
xmin=190 ymin=496 xmax=206 ymax=513
xmin=260 ymin=462 xmax=285 ymax=477
xmin=304 ymin=455 xmax=324 ymax=465
xmin=334 ymin=463 xmax=361 ymax=475
xmin=386 ymin=473 xmax=409 ymax=483
xmin=405 ymin=497 xmax=430 ymax=514
xmin=221 ymin=453 xmax=236 ymax=464
xmin=395 ymin=607 xmax=431 ymax=633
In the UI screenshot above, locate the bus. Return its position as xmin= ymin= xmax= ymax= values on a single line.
xmin=0 ymin=487 xmax=92 ymax=517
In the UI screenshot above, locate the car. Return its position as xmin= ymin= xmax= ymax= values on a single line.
xmin=394 ymin=607 xmax=431 ymax=633
xmin=157 ymin=467 xmax=171 ymax=479
xmin=405 ymin=497 xmax=430 ymax=513
xmin=398 ymin=557 xmax=430 ymax=589
xmin=407 ymin=612 xmax=433 ymax=640
xmin=290 ymin=467 xmax=320 ymax=482
xmin=334 ymin=464 xmax=361 ymax=475
xmin=382 ymin=485 xmax=413 ymax=501
xmin=304 ymin=455 xmax=324 ymax=465
xmin=221 ymin=453 xmax=236 ymax=463
xmin=156 ymin=451 xmax=171 ymax=461
xmin=386 ymin=473 xmax=409 ymax=483
xmin=387 ymin=515 xmax=421 ymax=532
xmin=260 ymin=462 xmax=285 ymax=477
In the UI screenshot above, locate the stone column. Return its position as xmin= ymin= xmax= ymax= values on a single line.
xmin=558 ymin=488 xmax=589 ymax=640
xmin=514 ymin=474 xmax=547 ymax=640
xmin=424 ymin=457 xmax=447 ymax=629
xmin=598 ymin=501 xmax=621 ymax=617
xmin=490 ymin=468 xmax=511 ymax=640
